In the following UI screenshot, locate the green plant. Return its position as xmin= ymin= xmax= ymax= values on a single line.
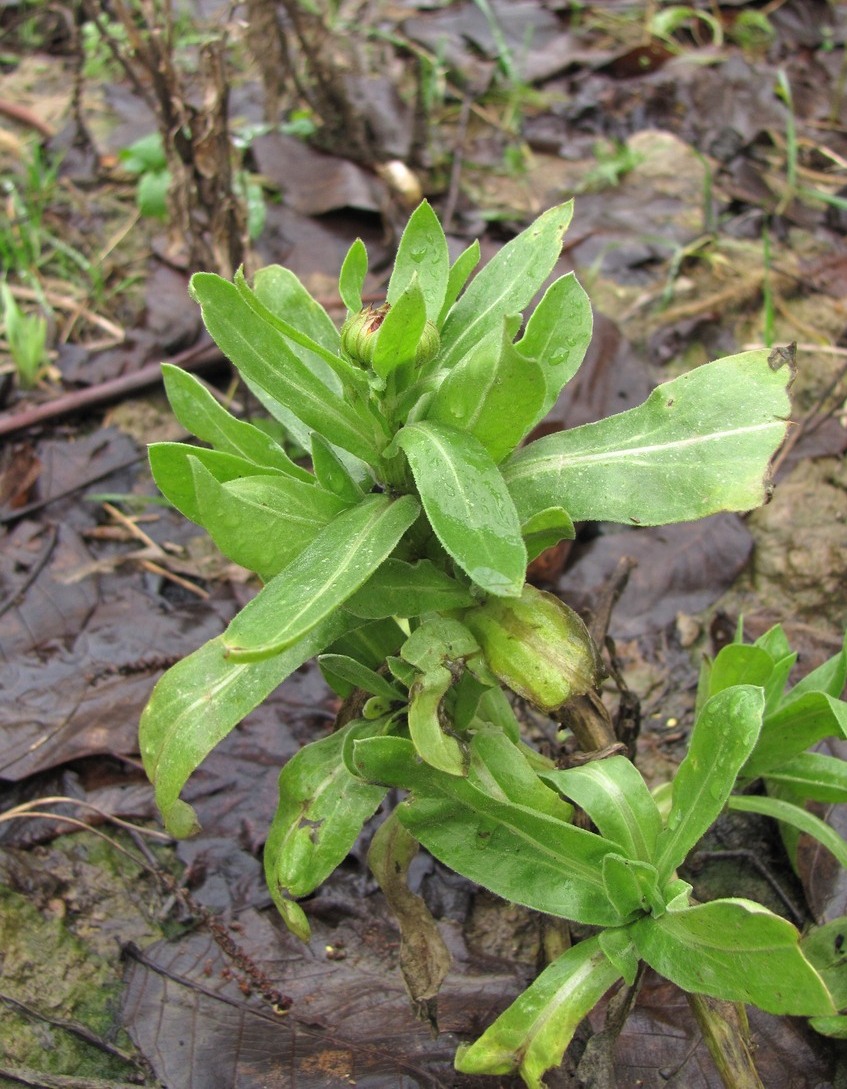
xmin=577 ymin=138 xmax=645 ymax=193
xmin=1 ymin=283 xmax=49 ymax=389
xmin=139 ymin=201 xmax=834 ymax=1085
xmin=120 ymin=131 xmax=266 ymax=239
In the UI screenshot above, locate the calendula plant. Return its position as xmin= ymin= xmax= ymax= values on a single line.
xmin=140 ymin=200 xmax=837 ymax=1086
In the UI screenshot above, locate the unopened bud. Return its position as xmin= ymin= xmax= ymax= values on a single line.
xmin=341 ymin=304 xmax=440 ymax=368
xmin=463 ymin=584 xmax=602 ymax=713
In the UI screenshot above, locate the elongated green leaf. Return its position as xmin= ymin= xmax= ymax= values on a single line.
xmin=330 ymin=617 xmax=407 ymax=670
xmin=234 ymin=269 xmax=366 ymax=397
xmin=264 ymin=716 xmax=389 ymax=939
xmin=428 ymin=322 xmax=546 ymax=463
xmin=161 ymin=365 xmax=312 ymax=478
xmin=190 ymin=273 xmax=386 ymax=463
xmin=742 ymin=691 xmax=847 ymax=779
xmin=440 ymin=202 xmax=574 ymax=369
xmin=786 ymin=630 xmax=847 ymax=703
xmin=252 ymin=264 xmax=340 ymax=352
xmin=602 ymin=854 xmax=664 ymax=918
xmin=223 ymin=494 xmax=419 ymax=661
xmin=543 ymin=755 xmax=663 ymax=863
xmin=390 ymin=421 xmax=526 ymax=597
xmin=728 ymin=794 xmax=847 ymax=868
xmin=408 ymin=665 xmax=466 ymax=775
xmin=372 ymin=276 xmax=428 ymax=378
xmin=801 ymin=919 xmax=847 ymax=1012
xmin=521 ymin=507 xmax=575 ymax=562
xmin=516 ymin=272 xmax=593 ymax=424
xmin=310 ymin=433 xmax=366 ymax=503
xmin=387 ymin=199 xmax=449 ymax=322
xmin=339 ymin=237 xmax=367 ymax=314
xmin=317 ymin=654 xmax=403 ymax=701
xmin=706 ymin=644 xmax=776 ymax=696
xmin=400 ymin=616 xmax=480 ymax=673
xmin=190 ymin=458 xmax=351 ymax=581
xmin=764 ymin=751 xmax=847 ymax=804
xmin=597 ymin=926 xmax=639 ymax=986
xmin=345 ymin=558 xmax=475 ymax=619
xmin=469 ymin=728 xmax=573 ymax=823
xmin=656 ymin=686 xmax=764 ymax=881
xmin=455 ymin=936 xmax=621 ymax=1087
xmin=149 ymin=442 xmax=290 ymax=525
xmin=630 ymin=898 xmax=835 ymax=1016
xmin=437 ymin=240 xmax=480 ymax=327
xmin=140 ymin=612 xmax=355 ymax=837
xmin=504 ymin=349 xmax=794 ymax=526
xmin=352 ymin=735 xmax=624 ymax=926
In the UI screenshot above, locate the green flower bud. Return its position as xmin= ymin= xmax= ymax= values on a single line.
xmin=463 ymin=584 xmax=602 ymax=713
xmin=340 ymin=304 xmax=440 ymax=368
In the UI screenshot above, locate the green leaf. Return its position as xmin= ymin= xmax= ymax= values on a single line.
xmin=454 ymin=936 xmax=621 ymax=1087
xmin=597 ymin=926 xmax=640 ymax=986
xmin=602 ymin=854 xmax=665 ymax=918
xmin=149 ymin=442 xmax=289 ymax=525
xmin=330 ymin=617 xmax=407 ymax=670
xmin=400 ymin=616 xmax=480 ymax=673
xmin=136 ymin=168 xmax=170 ymax=219
xmin=389 ymin=421 xmax=526 ymax=597
xmin=469 ymin=727 xmax=573 ymax=823
xmin=801 ymin=918 xmax=847 ymax=1012
xmin=728 ymin=794 xmax=847 ymax=869
xmin=706 ymin=644 xmax=776 ymax=696
xmin=252 ymin=264 xmax=340 ymax=353
xmin=234 ymin=269 xmax=366 ymax=397
xmin=264 ymin=716 xmax=389 ymax=939
xmin=521 ymin=507 xmax=576 ymax=562
xmin=190 ymin=458 xmax=351 ymax=581
xmin=630 ymin=898 xmax=835 ymax=1016
xmin=437 ymin=240 xmax=480 ymax=327
xmin=440 ymin=202 xmax=574 ymax=369
xmin=504 ymin=348 xmax=794 ymax=527
xmin=408 ymin=665 xmax=466 ymax=775
xmin=223 ymin=494 xmax=420 ymax=661
xmin=140 ymin=612 xmax=355 ymax=837
xmin=161 ymin=365 xmax=313 ymax=478
xmin=387 ymin=199 xmax=449 ymax=322
xmin=428 ymin=322 xmax=546 ymax=463
xmin=786 ymin=630 xmax=847 ymax=703
xmin=372 ymin=276 xmax=428 ymax=378
xmin=515 ymin=272 xmax=593 ymax=425
xmin=542 ymin=756 xmax=663 ymax=863
xmin=656 ymin=686 xmax=764 ymax=881
xmin=339 ymin=237 xmax=367 ymax=313
xmin=764 ymin=751 xmax=847 ymax=803
xmin=742 ymin=691 xmax=847 ymax=779
xmin=190 ymin=272 xmax=386 ymax=464
xmin=310 ymin=433 xmax=366 ymax=503
xmin=352 ymin=735 xmax=625 ymax=926
xmin=317 ymin=654 xmax=403 ymax=701
xmin=345 ymin=558 xmax=475 ymax=619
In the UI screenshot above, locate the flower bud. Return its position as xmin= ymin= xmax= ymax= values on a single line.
xmin=340 ymin=304 xmax=440 ymax=368
xmin=463 ymin=584 xmax=602 ymax=713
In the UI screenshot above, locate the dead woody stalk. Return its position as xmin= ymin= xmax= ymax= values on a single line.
xmin=80 ymin=0 xmax=249 ymax=277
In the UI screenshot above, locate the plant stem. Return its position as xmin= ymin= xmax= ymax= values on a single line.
xmin=688 ymin=994 xmax=765 ymax=1089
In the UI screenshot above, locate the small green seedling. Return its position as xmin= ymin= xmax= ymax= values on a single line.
xmin=139 ymin=201 xmax=834 ymax=1086
xmin=1 ymin=282 xmax=49 ymax=389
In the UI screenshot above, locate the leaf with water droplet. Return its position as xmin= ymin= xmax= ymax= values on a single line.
xmin=655 ymin=685 xmax=764 ymax=881
xmin=386 ymin=199 xmax=449 ymax=322
xmin=389 ymin=421 xmax=526 ymax=598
